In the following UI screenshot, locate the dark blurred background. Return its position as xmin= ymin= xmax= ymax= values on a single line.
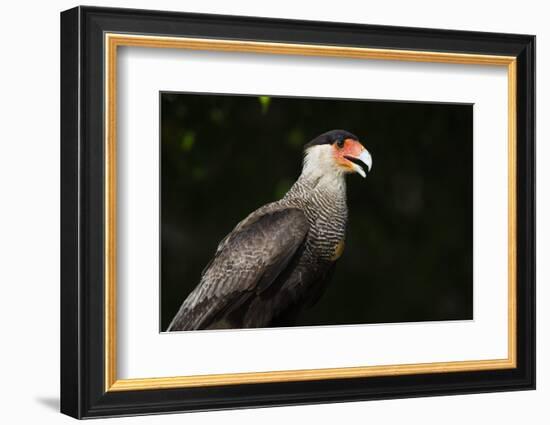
xmin=160 ymin=92 xmax=473 ymax=331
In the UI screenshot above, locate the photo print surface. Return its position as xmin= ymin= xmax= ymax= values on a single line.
xmin=160 ymin=92 xmax=473 ymax=332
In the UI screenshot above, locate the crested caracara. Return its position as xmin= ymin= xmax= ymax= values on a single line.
xmin=168 ymin=130 xmax=372 ymax=331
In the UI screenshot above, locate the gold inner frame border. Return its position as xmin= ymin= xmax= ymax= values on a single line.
xmin=104 ymin=33 xmax=517 ymax=392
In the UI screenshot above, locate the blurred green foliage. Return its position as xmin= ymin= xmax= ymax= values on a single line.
xmin=180 ymin=131 xmax=195 ymax=152
xmin=160 ymin=92 xmax=473 ymax=331
xmin=258 ymin=96 xmax=271 ymax=114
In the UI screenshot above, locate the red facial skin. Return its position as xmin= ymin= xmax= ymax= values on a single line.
xmin=332 ymin=138 xmax=366 ymax=171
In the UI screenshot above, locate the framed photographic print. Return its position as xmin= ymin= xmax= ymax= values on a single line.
xmin=60 ymin=6 xmax=535 ymax=419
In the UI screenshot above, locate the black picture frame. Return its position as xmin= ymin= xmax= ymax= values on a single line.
xmin=60 ymin=5 xmax=535 ymax=419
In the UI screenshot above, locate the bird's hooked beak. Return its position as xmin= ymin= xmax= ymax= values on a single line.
xmin=341 ymin=140 xmax=372 ymax=178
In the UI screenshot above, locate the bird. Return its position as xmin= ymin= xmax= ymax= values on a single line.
xmin=167 ymin=129 xmax=372 ymax=331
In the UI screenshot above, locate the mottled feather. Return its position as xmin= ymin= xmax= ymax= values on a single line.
xmin=167 ymin=209 xmax=309 ymax=331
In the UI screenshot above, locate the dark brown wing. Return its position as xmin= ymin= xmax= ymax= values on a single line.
xmin=167 ymin=208 xmax=309 ymax=331
xmin=302 ymin=262 xmax=336 ymax=308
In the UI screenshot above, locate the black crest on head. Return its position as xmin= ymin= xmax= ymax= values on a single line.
xmin=304 ymin=129 xmax=358 ymax=150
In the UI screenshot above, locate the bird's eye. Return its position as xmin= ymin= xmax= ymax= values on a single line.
xmin=336 ymin=138 xmax=345 ymax=148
